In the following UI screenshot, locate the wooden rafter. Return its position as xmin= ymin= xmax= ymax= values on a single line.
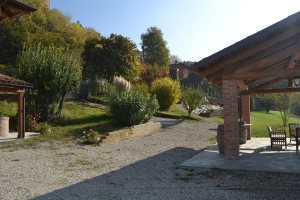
xmin=287 ymin=52 xmax=300 ymax=68
xmin=196 ymin=25 xmax=300 ymax=77
xmin=237 ymin=80 xmax=248 ymax=91
xmin=248 ymin=77 xmax=286 ymax=91
xmin=223 ymin=68 xmax=300 ymax=80
xmin=233 ymin=34 xmax=299 ymax=71
xmin=242 ymin=87 xmax=300 ymax=95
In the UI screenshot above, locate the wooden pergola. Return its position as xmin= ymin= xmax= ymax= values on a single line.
xmin=0 ymin=0 xmax=37 ymax=22
xmin=191 ymin=11 xmax=300 ymax=159
xmin=0 ymin=0 xmax=36 ymax=138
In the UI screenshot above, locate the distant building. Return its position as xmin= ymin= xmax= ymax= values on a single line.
xmin=169 ymin=61 xmax=195 ymax=80
xmin=44 ymin=0 xmax=50 ymax=8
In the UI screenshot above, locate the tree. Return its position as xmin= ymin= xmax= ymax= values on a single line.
xmin=169 ymin=55 xmax=182 ymax=64
xmin=181 ymin=86 xmax=204 ymax=118
xmin=275 ymin=93 xmax=297 ymax=127
xmin=140 ymin=26 xmax=170 ymax=67
xmin=257 ymin=94 xmax=276 ymax=113
xmin=138 ymin=63 xmax=169 ymax=90
xmin=0 ymin=0 xmax=88 ymax=66
xmin=82 ymin=34 xmax=142 ymax=82
xmin=17 ymin=43 xmax=82 ymax=121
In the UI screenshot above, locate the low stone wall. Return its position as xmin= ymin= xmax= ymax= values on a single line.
xmin=100 ymin=122 xmax=161 ymax=144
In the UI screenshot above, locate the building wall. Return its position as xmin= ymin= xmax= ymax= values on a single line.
xmin=44 ymin=0 xmax=50 ymax=8
xmin=169 ymin=64 xmax=191 ymax=79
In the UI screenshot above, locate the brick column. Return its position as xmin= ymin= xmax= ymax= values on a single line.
xmin=223 ymin=79 xmax=239 ymax=159
xmin=241 ymin=94 xmax=251 ymax=140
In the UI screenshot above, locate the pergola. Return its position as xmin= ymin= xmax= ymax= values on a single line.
xmin=0 ymin=0 xmax=37 ymax=22
xmin=191 ymin=11 xmax=300 ymax=159
xmin=0 ymin=0 xmax=36 ymax=138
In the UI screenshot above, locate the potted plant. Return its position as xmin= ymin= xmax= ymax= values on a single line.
xmin=83 ymin=129 xmax=100 ymax=144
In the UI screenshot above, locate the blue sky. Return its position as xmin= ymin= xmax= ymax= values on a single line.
xmin=51 ymin=0 xmax=300 ymax=62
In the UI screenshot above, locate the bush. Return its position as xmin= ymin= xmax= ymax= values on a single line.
xmin=131 ymin=83 xmax=149 ymax=96
xmin=181 ymin=86 xmax=204 ymax=118
xmin=108 ymin=91 xmax=158 ymax=126
xmin=37 ymin=123 xmax=51 ymax=135
xmin=151 ymin=77 xmax=181 ymax=110
xmin=89 ymin=79 xmax=100 ymax=97
xmin=25 ymin=104 xmax=41 ymax=132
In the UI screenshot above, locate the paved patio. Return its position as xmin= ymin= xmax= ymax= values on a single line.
xmin=181 ymin=138 xmax=300 ymax=173
xmin=0 ymin=132 xmax=38 ymax=143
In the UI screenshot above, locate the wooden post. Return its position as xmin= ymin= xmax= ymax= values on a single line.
xmin=241 ymin=94 xmax=251 ymax=140
xmin=17 ymin=91 xmax=24 ymax=138
xmin=222 ymin=79 xmax=239 ymax=159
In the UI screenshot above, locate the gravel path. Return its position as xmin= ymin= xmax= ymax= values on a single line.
xmin=1 ymin=116 xmax=300 ymax=199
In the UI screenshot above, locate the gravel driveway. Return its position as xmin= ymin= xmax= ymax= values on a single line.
xmin=1 ymin=116 xmax=300 ymax=200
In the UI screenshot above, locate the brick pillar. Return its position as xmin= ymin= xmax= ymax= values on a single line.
xmin=222 ymin=79 xmax=239 ymax=159
xmin=241 ymin=94 xmax=251 ymax=140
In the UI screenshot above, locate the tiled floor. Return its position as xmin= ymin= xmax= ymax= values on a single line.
xmin=181 ymin=138 xmax=300 ymax=173
xmin=0 ymin=132 xmax=38 ymax=143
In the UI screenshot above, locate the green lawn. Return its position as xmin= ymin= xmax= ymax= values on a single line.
xmin=213 ymin=109 xmax=300 ymax=137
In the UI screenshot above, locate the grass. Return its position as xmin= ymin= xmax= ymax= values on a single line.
xmin=0 ymin=100 xmax=17 ymax=117
xmin=213 ymin=107 xmax=300 ymax=137
xmin=156 ymin=104 xmax=203 ymax=121
xmin=0 ymin=101 xmax=121 ymax=148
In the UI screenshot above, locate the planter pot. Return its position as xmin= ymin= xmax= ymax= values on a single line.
xmin=87 ymin=137 xmax=100 ymax=144
xmin=0 ymin=116 xmax=9 ymax=137
xmin=216 ymin=122 xmax=248 ymax=154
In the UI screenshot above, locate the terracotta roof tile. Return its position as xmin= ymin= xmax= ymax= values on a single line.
xmin=0 ymin=73 xmax=33 ymax=88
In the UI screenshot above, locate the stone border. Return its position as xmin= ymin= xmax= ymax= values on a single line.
xmin=100 ymin=122 xmax=161 ymax=144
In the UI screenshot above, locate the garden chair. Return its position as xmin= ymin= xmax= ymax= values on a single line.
xmin=266 ymin=125 xmax=287 ymax=149
xmin=288 ymin=123 xmax=299 ymax=143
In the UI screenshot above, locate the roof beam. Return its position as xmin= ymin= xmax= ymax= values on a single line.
xmin=287 ymin=52 xmax=300 ymax=68
xmin=234 ymin=41 xmax=300 ymax=74
xmin=233 ymin=34 xmax=299 ymax=71
xmin=223 ymin=68 xmax=300 ymax=80
xmin=237 ymin=80 xmax=248 ymax=91
xmin=248 ymin=77 xmax=286 ymax=91
xmin=242 ymin=87 xmax=300 ymax=95
xmin=0 ymin=87 xmax=24 ymax=93
xmin=196 ymin=25 xmax=300 ymax=77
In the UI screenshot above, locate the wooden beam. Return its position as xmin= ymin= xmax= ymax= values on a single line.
xmin=288 ymin=77 xmax=293 ymax=87
xmin=242 ymin=87 xmax=300 ymax=95
xmin=287 ymin=52 xmax=300 ymax=68
xmin=248 ymin=77 xmax=286 ymax=91
xmin=235 ymin=42 xmax=300 ymax=74
xmin=196 ymin=25 xmax=300 ymax=76
xmin=206 ymin=70 xmax=224 ymax=82
xmin=0 ymin=0 xmax=7 ymax=7
xmin=237 ymin=80 xmax=248 ymax=91
xmin=234 ymin=34 xmax=299 ymax=71
xmin=0 ymin=87 xmax=23 ymax=93
xmin=223 ymin=68 xmax=300 ymax=80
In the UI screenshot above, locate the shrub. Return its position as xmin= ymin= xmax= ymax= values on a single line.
xmin=108 ymin=91 xmax=158 ymax=126
xmin=89 ymin=79 xmax=100 ymax=97
xmin=37 ymin=123 xmax=51 ymax=135
xmin=151 ymin=77 xmax=181 ymax=110
xmin=131 ymin=83 xmax=149 ymax=96
xmin=181 ymin=86 xmax=204 ymax=118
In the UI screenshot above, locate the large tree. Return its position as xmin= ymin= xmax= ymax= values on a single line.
xmin=82 ymin=34 xmax=142 ymax=82
xmin=17 ymin=43 xmax=82 ymax=121
xmin=140 ymin=26 xmax=170 ymax=67
xmin=0 ymin=0 xmax=87 ymax=66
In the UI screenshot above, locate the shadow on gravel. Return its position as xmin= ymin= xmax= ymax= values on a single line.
xmin=31 ymin=147 xmax=205 ymax=200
